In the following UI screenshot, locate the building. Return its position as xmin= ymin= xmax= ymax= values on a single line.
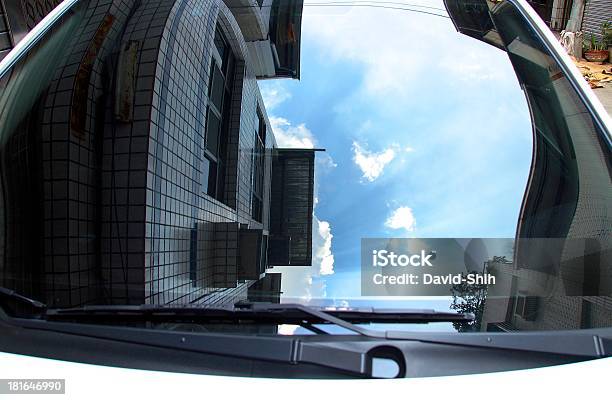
xmin=481 ymin=257 xmax=612 ymax=332
xmin=0 ymin=0 xmax=64 ymax=61
xmin=523 ymin=0 xmax=611 ymax=36
xmin=580 ymin=0 xmax=611 ymax=38
xmin=550 ymin=0 xmax=611 ymax=36
xmin=0 ymin=0 xmax=314 ymax=308
xmin=445 ymin=0 xmax=612 ymax=332
xmin=500 ymin=0 xmax=611 ymax=37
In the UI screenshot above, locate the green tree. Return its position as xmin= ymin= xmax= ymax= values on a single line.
xmin=450 ymin=272 xmax=488 ymax=332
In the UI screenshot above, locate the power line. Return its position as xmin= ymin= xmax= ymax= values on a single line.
xmin=228 ymin=2 xmax=450 ymax=19
xmin=305 ymin=1 xmax=446 ymax=12
xmin=302 ymin=4 xmax=449 ymax=18
xmin=224 ymin=1 xmax=450 ymax=19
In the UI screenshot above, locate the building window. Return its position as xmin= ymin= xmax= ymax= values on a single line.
xmin=189 ymin=224 xmax=197 ymax=284
xmin=251 ymin=110 xmax=266 ymax=222
xmin=204 ymin=24 xmax=234 ymax=201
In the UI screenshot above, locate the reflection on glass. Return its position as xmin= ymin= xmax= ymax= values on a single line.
xmin=0 ymin=0 xmax=609 ymax=335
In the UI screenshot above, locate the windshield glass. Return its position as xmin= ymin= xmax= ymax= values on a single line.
xmin=0 ymin=0 xmax=610 ymax=335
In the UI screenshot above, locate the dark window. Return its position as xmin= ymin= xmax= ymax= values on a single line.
xmin=205 ymin=108 xmax=220 ymax=154
xmin=203 ymin=24 xmax=234 ymax=203
xmin=189 ymin=226 xmax=197 ymax=284
xmin=213 ymin=25 xmax=227 ymax=66
xmin=251 ymin=110 xmax=266 ymax=222
xmin=209 ymin=64 xmax=225 ymax=111
xmin=202 ymin=157 xmax=217 ymax=197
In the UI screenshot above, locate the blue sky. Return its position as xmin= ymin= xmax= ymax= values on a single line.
xmin=261 ymin=0 xmax=533 ymax=305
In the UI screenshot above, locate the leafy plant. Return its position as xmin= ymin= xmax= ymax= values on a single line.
xmin=585 ymin=20 xmax=612 ymax=51
xmin=602 ymin=20 xmax=612 ymax=48
xmin=450 ymin=272 xmax=487 ymax=332
xmin=584 ymin=33 xmax=606 ymax=51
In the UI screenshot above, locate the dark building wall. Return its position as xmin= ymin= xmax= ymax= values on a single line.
xmin=526 ymin=0 xmax=554 ymax=26
xmin=582 ymin=0 xmax=612 ymax=39
xmin=0 ymin=2 xmax=12 ymax=61
xmin=268 ymin=149 xmax=315 ymax=266
xmin=248 ymin=272 xmax=281 ymax=303
xmin=0 ymin=0 xmax=145 ymax=307
xmin=25 ymin=0 xmax=138 ymax=307
xmin=144 ymin=0 xmax=276 ymax=305
xmin=0 ymin=0 xmax=280 ymax=308
xmin=0 ymin=0 xmax=63 ymax=61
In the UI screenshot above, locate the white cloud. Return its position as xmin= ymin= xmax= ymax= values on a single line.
xmin=270 ymin=117 xmax=315 ymax=149
xmin=277 ymin=324 xmax=300 ymax=335
xmin=302 ymin=0 xmax=511 ymax=102
xmin=266 ymin=114 xmax=336 ymax=300
xmin=260 ymin=81 xmax=291 ymax=110
xmin=352 ymin=141 xmax=396 ymax=182
xmin=438 ymin=50 xmax=505 ymax=81
xmin=318 ymin=153 xmax=338 ymax=169
xmin=336 ymin=300 xmax=350 ymax=308
xmin=272 ymin=199 xmax=335 ymax=301
xmin=313 ymin=217 xmax=334 ymax=275
xmin=275 ymin=266 xmax=328 ymax=302
xmin=385 ymin=206 xmax=417 ymax=232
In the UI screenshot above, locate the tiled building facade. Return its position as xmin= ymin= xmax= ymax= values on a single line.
xmin=0 ymin=0 xmax=64 ymax=61
xmin=0 ymin=0 xmax=313 ymax=308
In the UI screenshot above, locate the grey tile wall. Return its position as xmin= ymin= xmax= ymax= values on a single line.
xmin=144 ymin=0 xmax=275 ymax=305
xmin=1 ymin=0 xmax=277 ymax=308
xmin=41 ymin=0 xmax=137 ymax=307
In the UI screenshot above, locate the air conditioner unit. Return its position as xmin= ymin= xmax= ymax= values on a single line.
xmin=237 ymin=228 xmax=268 ymax=280
xmin=267 ymin=235 xmax=291 ymax=266
xmin=514 ymin=292 xmax=538 ymax=321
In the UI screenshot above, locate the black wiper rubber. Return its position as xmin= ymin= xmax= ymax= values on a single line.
xmin=44 ymin=303 xmax=474 ymax=333
xmin=7 ymin=311 xmax=612 ymax=378
xmin=0 ymin=287 xmax=47 ymax=311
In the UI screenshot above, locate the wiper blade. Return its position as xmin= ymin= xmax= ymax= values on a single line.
xmin=235 ymin=302 xmax=474 ymax=337
xmin=44 ymin=302 xmax=473 ymax=336
xmin=236 ymin=302 xmax=474 ymax=323
xmin=0 ymin=286 xmax=47 ymax=312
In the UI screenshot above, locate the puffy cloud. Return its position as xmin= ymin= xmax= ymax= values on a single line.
xmin=385 ymin=206 xmax=417 ymax=232
xmin=352 ymin=141 xmax=396 ymax=182
xmin=318 ymin=153 xmax=338 ymax=169
xmin=270 ymin=117 xmax=315 ymax=149
xmin=276 ymin=215 xmax=335 ymax=301
xmin=260 ymin=81 xmax=292 ymax=110
xmin=302 ymin=0 xmax=511 ymax=101
xmin=275 ymin=266 xmax=328 ymax=302
xmin=313 ymin=217 xmax=334 ymax=276
xmin=336 ymin=300 xmax=350 ymax=308
xmin=272 ymin=214 xmax=334 ymax=303
xmin=277 ymin=324 xmax=300 ymax=335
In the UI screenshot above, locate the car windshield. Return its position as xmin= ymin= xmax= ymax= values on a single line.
xmin=0 ymin=0 xmax=609 ymax=336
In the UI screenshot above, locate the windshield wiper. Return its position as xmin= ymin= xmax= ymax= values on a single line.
xmin=0 ymin=286 xmax=47 ymax=314
xmin=43 ymin=302 xmax=474 ymax=337
xmin=4 ymin=300 xmax=610 ymax=377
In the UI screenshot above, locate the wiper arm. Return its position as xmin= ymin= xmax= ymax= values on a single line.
xmin=0 ymin=286 xmax=47 ymax=314
xmin=44 ymin=302 xmax=474 ymax=337
xmin=7 ymin=302 xmax=609 ymax=377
